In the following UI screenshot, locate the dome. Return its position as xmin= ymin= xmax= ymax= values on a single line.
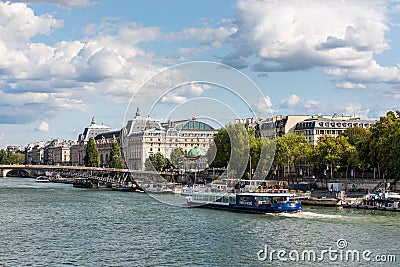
xmin=187 ymin=145 xmax=205 ymax=158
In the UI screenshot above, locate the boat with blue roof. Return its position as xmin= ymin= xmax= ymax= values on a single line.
xmin=186 ymin=189 xmax=302 ymax=213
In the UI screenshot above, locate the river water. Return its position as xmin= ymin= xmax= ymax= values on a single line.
xmin=0 ymin=178 xmax=399 ymax=267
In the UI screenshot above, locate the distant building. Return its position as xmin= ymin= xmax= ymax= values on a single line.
xmin=46 ymin=139 xmax=75 ymax=165
xmin=25 ymin=141 xmax=48 ymax=164
xmin=69 ymin=109 xmax=217 ymax=169
xmin=6 ymin=145 xmax=25 ymax=153
xmin=77 ymin=117 xmax=112 ymax=142
xmin=70 ymin=117 xmax=113 ymax=166
xmin=121 ymin=108 xmax=217 ymax=170
xmin=259 ymin=114 xmax=361 ymax=140
xmin=294 ymin=116 xmax=377 ymax=146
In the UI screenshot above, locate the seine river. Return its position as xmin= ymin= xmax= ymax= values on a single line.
xmin=0 ymin=178 xmax=399 ymax=267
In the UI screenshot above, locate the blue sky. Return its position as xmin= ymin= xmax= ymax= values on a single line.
xmin=1 ymin=0 xmax=400 ymax=148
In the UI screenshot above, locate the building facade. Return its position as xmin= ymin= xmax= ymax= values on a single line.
xmin=121 ymin=109 xmax=217 ymax=170
xmin=294 ymin=116 xmax=377 ymax=146
xmin=258 ymin=114 xmax=366 ymax=141
xmin=69 ymin=109 xmax=217 ymax=170
xmin=70 ymin=117 xmax=113 ymax=166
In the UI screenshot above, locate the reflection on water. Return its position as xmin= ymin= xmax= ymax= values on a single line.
xmin=0 ymin=178 xmax=399 ymax=266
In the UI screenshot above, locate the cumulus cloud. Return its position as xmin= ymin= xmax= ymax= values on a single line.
xmin=8 ymin=0 xmax=95 ymax=7
xmin=279 ymin=95 xmax=320 ymax=113
xmin=159 ymin=83 xmax=213 ymax=105
xmin=174 ymin=27 xmax=236 ymax=55
xmin=227 ymin=0 xmax=400 ymax=87
xmin=336 ymin=82 xmax=366 ymax=89
xmin=255 ymin=96 xmax=273 ymax=114
xmin=161 ymin=94 xmax=187 ymax=105
xmin=280 ymin=95 xmax=301 ymax=108
xmin=0 ymin=2 xmax=164 ymax=124
xmin=36 ymin=121 xmax=49 ymax=132
xmin=344 ymin=103 xmax=371 ymax=119
xmin=232 ymin=0 xmax=388 ymax=69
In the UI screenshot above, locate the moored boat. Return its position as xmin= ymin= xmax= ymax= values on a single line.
xmin=187 ymin=191 xmax=302 ymax=213
xmin=111 ymin=183 xmax=138 ymax=192
xmin=35 ymin=176 xmax=50 ymax=183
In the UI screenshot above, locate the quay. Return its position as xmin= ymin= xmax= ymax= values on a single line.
xmin=0 ymin=164 xmax=160 ymax=189
xmin=298 ymin=188 xmax=400 ymax=212
xmin=342 ymin=204 xmax=400 ymax=212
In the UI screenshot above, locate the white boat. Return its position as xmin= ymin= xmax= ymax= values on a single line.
xmin=35 ymin=176 xmax=50 ymax=183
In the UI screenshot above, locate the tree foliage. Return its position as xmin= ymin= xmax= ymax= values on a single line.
xmin=207 ymin=110 xmax=400 ymax=181
xmin=209 ymin=123 xmax=275 ymax=179
xmin=209 ymin=127 xmax=230 ymax=168
xmin=145 ymin=152 xmax=166 ymax=172
xmin=0 ymin=149 xmax=25 ymax=164
xmin=84 ymin=137 xmax=99 ymax=167
xmin=169 ymin=147 xmax=184 ymax=169
xmin=274 ymin=134 xmax=312 ymax=179
xmin=365 ymin=111 xmax=400 ymax=179
xmin=108 ymin=141 xmax=125 ymax=169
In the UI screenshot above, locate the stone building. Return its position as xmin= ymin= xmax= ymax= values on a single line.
xmin=70 ymin=117 xmax=113 ymax=166
xmin=121 ymin=108 xmax=217 ymax=170
xmin=69 ymin=109 xmax=217 ymax=170
xmin=294 ymin=116 xmax=376 ymax=147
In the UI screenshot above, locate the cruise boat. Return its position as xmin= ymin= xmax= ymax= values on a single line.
xmin=35 ymin=176 xmax=50 ymax=183
xmin=186 ymin=191 xmax=302 ymax=213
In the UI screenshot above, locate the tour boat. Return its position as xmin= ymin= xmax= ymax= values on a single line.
xmin=35 ymin=176 xmax=50 ymax=183
xmin=186 ymin=191 xmax=302 ymax=213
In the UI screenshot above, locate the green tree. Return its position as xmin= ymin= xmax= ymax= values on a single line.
xmin=169 ymin=147 xmax=184 ymax=169
xmin=313 ymin=136 xmax=349 ymax=179
xmin=205 ymin=142 xmax=217 ymax=167
xmin=84 ymin=137 xmax=99 ymax=167
xmin=367 ymin=111 xmax=400 ymax=180
xmin=5 ymin=152 xmax=25 ymax=164
xmin=253 ymin=137 xmax=276 ymax=180
xmin=274 ymin=134 xmax=312 ymax=181
xmin=226 ymin=123 xmax=250 ymax=179
xmin=210 ymin=127 xmax=230 ymax=168
xmin=108 ymin=141 xmax=125 ymax=169
xmin=208 ymin=123 xmax=250 ymax=179
xmin=0 ymin=149 xmax=7 ymax=164
xmin=145 ymin=152 xmax=166 ymax=172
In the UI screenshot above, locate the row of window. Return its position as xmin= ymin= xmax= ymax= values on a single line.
xmin=299 ymin=129 xmax=345 ymax=135
xmin=317 ymin=122 xmax=373 ymax=128
xmin=181 ymin=133 xmax=213 ymax=137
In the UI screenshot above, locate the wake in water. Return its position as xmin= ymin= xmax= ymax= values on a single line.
xmin=276 ymin=211 xmax=343 ymax=220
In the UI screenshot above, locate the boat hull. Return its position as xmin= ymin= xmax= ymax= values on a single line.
xmin=187 ymin=201 xmax=302 ymax=213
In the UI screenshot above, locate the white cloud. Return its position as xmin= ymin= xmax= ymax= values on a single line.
xmin=327 ymin=61 xmax=400 ymax=83
xmin=228 ymin=0 xmax=400 ymax=87
xmin=0 ymin=3 xmax=165 ymax=124
xmin=174 ymin=27 xmax=236 ymax=55
xmin=0 ymin=132 xmax=4 ymax=140
xmin=161 ymin=94 xmax=187 ymax=105
xmin=278 ymin=95 xmax=320 ymax=113
xmin=0 ymin=2 xmax=63 ymax=48
xmin=36 ymin=121 xmax=49 ymax=132
xmin=255 ymin=96 xmax=273 ymax=113
xmin=233 ymin=0 xmax=388 ymax=70
xmin=344 ymin=103 xmax=371 ymax=119
xmin=9 ymin=0 xmax=95 ymax=7
xmin=303 ymin=100 xmax=320 ymax=109
xmin=336 ymin=82 xmax=366 ymax=89
xmin=280 ymin=94 xmax=301 ymax=108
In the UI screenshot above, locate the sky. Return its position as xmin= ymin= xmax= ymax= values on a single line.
xmin=1 ymin=0 xmax=400 ymax=148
